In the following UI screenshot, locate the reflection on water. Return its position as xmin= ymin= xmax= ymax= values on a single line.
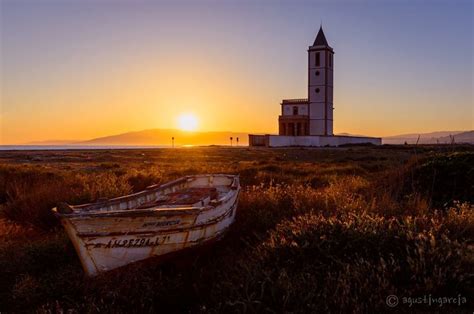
xmin=0 ymin=145 xmax=172 ymax=151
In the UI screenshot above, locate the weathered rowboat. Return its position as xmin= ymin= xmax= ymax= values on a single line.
xmin=53 ymin=174 xmax=240 ymax=276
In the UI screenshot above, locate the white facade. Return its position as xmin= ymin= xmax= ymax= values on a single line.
xmin=249 ymin=134 xmax=382 ymax=147
xmin=282 ymin=104 xmax=308 ymax=116
xmin=308 ymin=36 xmax=334 ymax=135
xmin=267 ymin=135 xmax=381 ymax=147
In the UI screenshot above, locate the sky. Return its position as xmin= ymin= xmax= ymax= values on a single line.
xmin=1 ymin=0 xmax=473 ymax=144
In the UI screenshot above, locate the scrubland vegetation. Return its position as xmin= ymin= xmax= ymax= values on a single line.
xmin=0 ymin=145 xmax=473 ymax=312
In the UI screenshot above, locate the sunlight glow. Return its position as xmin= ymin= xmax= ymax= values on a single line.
xmin=178 ymin=114 xmax=199 ymax=132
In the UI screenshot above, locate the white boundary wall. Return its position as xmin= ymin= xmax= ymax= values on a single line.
xmin=266 ymin=135 xmax=381 ymax=147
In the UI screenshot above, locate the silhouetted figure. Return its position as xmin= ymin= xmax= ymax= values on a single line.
xmin=230 ymin=137 xmax=233 ymax=147
xmin=172 ymin=137 xmax=175 ymax=148
xmin=236 ymin=137 xmax=239 ymax=146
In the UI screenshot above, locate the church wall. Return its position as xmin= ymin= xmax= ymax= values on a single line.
xmin=308 ymin=68 xmax=333 ymax=87
xmin=309 ymin=69 xmax=326 ymax=86
xmin=309 ymin=121 xmax=326 ymax=135
xmin=309 ymin=105 xmax=325 ymax=119
xmin=327 ymin=105 xmax=333 ymax=120
xmin=282 ymin=104 xmax=308 ymax=116
xmin=266 ymin=135 xmax=381 ymax=147
xmin=309 ymin=87 xmax=326 ymax=105
xmin=327 ymin=86 xmax=333 ymax=103
xmin=268 ymin=136 xmax=321 ymax=147
xmin=326 ymin=120 xmax=334 ymax=136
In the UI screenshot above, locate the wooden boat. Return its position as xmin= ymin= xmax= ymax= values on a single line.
xmin=53 ymin=174 xmax=240 ymax=276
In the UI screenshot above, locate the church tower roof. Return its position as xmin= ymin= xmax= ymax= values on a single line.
xmin=312 ymin=26 xmax=329 ymax=46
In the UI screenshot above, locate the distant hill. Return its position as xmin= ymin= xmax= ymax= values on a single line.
xmin=21 ymin=129 xmax=474 ymax=146
xmin=383 ymin=130 xmax=473 ymax=144
xmin=436 ymin=131 xmax=474 ymax=144
xmin=25 ymin=139 xmax=81 ymax=145
xmin=78 ymin=129 xmax=249 ymax=146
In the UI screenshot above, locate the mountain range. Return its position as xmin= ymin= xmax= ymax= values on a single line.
xmin=382 ymin=130 xmax=474 ymax=144
xmin=25 ymin=129 xmax=474 ymax=146
xmin=26 ymin=129 xmax=249 ymax=146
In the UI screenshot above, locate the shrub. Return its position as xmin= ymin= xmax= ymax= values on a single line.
xmin=1 ymin=166 xmax=131 ymax=229
xmin=413 ymin=152 xmax=474 ymax=206
xmin=209 ymin=210 xmax=471 ymax=313
xmin=127 ymin=172 xmax=162 ymax=193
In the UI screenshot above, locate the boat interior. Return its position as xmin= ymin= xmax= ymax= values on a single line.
xmin=137 ymin=187 xmax=220 ymax=209
xmin=55 ymin=175 xmax=238 ymax=214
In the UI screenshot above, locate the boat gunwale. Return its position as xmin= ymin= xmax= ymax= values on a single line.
xmin=52 ymin=174 xmax=239 ymax=218
xmin=55 ymin=206 xmax=206 ymax=218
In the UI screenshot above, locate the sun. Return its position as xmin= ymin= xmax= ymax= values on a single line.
xmin=177 ymin=114 xmax=199 ymax=131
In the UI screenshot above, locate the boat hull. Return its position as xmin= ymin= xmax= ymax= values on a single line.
xmin=56 ymin=175 xmax=240 ymax=276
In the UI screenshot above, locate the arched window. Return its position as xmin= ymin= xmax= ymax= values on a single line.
xmin=293 ymin=106 xmax=298 ymax=115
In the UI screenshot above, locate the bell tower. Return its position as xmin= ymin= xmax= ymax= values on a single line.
xmin=308 ymin=26 xmax=334 ymax=136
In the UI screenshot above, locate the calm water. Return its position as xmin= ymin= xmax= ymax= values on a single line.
xmin=0 ymin=145 xmax=171 ymax=151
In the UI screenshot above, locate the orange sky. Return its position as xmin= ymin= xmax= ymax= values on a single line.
xmin=1 ymin=1 xmax=472 ymax=144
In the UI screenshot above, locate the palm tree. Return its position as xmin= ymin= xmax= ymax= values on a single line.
xmin=236 ymin=137 xmax=239 ymax=146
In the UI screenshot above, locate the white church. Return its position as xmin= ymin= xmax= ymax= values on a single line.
xmin=249 ymin=27 xmax=381 ymax=147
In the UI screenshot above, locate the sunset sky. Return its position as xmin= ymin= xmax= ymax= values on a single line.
xmin=1 ymin=0 xmax=473 ymax=144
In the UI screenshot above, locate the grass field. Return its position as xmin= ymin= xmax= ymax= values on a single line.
xmin=0 ymin=145 xmax=473 ymax=312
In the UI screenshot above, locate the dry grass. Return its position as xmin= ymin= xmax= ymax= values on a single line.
xmin=0 ymin=145 xmax=473 ymax=312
